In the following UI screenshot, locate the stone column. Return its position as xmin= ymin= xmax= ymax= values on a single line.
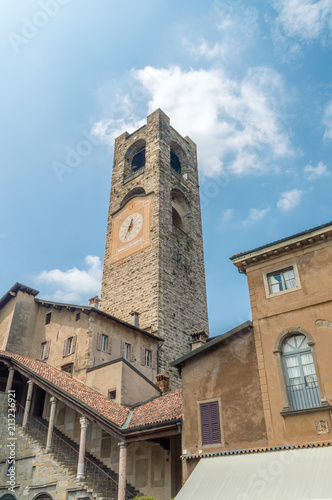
xmin=5 ymin=367 xmax=15 ymax=392
xmin=118 ymin=441 xmax=127 ymax=500
xmin=76 ymin=417 xmax=89 ymax=481
xmin=22 ymin=380 xmax=34 ymax=429
xmin=45 ymin=397 xmax=57 ymax=452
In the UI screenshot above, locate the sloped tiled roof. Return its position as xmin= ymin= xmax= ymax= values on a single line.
xmin=129 ymin=389 xmax=182 ymax=428
xmin=0 ymin=350 xmax=131 ymax=427
xmin=0 ymin=351 xmax=182 ymax=432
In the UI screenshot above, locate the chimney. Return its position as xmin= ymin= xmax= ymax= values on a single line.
xmin=190 ymin=330 xmax=208 ymax=351
xmin=156 ymin=372 xmax=170 ymax=394
xmin=89 ymin=296 xmax=101 ymax=309
xmin=130 ymin=311 xmax=140 ymax=328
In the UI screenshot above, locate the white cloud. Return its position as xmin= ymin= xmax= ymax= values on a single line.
xmin=93 ymin=65 xmax=292 ymax=178
xmin=92 ymin=116 xmax=145 ymax=147
xmin=221 ymin=208 xmax=234 ymax=225
xmin=277 ymin=189 xmax=303 ymax=211
xmin=323 ymin=100 xmax=332 ymax=140
xmin=182 ymin=38 xmax=228 ymax=60
xmin=242 ymin=207 xmax=270 ymax=226
xmin=182 ymin=5 xmax=258 ymax=61
xmin=273 ymin=0 xmax=332 ymax=43
xmin=304 ymin=161 xmax=329 ymax=180
xmin=36 ymin=255 xmax=102 ymax=304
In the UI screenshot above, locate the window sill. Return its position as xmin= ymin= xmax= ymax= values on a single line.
xmin=266 ymin=286 xmax=301 ymax=299
xmin=199 ymin=442 xmax=224 ymax=450
xmin=123 ymin=168 xmax=145 ymax=185
xmin=281 ymin=403 xmax=332 ymax=416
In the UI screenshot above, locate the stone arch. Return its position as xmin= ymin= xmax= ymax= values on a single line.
xmin=171 ymin=188 xmax=191 ymax=233
xmin=32 ymin=494 xmax=54 ymax=500
xmin=170 ymin=141 xmax=187 ymax=175
xmin=124 ymin=139 xmax=146 ymax=177
xmin=316 ymin=319 xmax=332 ymax=329
xmin=121 ymin=187 xmax=146 ymax=207
xmin=0 ymin=494 xmax=18 ymax=500
xmin=273 ymin=327 xmax=327 ymax=411
xmin=274 ymin=327 xmax=315 ymax=351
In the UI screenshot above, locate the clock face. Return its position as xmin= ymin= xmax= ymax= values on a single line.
xmin=109 ymin=195 xmax=152 ymax=264
xmin=119 ymin=213 xmax=143 ymax=242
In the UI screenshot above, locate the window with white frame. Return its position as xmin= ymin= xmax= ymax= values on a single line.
xmin=96 ymin=333 xmax=111 ymax=353
xmin=124 ymin=342 xmax=131 ymax=361
xmin=63 ymin=336 xmax=76 ymax=356
xmin=268 ymin=267 xmax=296 ymax=294
xmin=145 ymin=349 xmax=152 ymax=367
xmin=282 ymin=334 xmax=321 ymax=410
xmin=264 ymin=263 xmax=300 ymax=298
xmin=100 ymin=334 xmax=108 ymax=352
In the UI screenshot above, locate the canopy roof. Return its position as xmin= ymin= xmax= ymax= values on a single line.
xmin=176 ymin=445 xmax=332 ymax=500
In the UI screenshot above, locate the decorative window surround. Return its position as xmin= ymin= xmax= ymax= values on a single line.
xmin=197 ymin=398 xmax=224 ymax=448
xmin=263 ymin=262 xmax=301 ymax=298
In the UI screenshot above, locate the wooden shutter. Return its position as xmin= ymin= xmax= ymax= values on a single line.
xmin=107 ymin=337 xmax=112 ymax=354
xmin=200 ymin=401 xmax=221 ymax=445
xmin=63 ymin=339 xmax=68 ymax=356
xmin=152 ymin=351 xmax=157 ymax=370
xmin=45 ymin=340 xmax=51 ymax=359
xmin=210 ymin=402 xmax=221 ymax=444
xmin=96 ymin=332 xmax=102 ymax=351
xmin=130 ymin=344 xmax=135 ymax=363
xmin=141 ymin=347 xmax=145 ymax=366
xmin=121 ymin=341 xmax=125 ymax=358
xmin=72 ymin=335 xmax=77 ymax=354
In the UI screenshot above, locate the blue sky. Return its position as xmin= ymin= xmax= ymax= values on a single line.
xmin=1 ymin=0 xmax=332 ymax=336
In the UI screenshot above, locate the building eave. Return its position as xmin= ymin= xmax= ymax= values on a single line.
xmin=231 ymin=221 xmax=332 ymax=273
xmin=35 ymin=298 xmax=163 ymax=341
xmin=171 ymin=321 xmax=253 ymax=368
xmin=0 ymin=282 xmax=39 ymax=309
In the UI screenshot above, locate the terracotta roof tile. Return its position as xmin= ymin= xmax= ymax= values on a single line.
xmin=0 ymin=350 xmax=130 ymax=427
xmin=129 ymin=390 xmax=182 ymax=428
xmin=0 ymin=351 xmax=183 ymax=431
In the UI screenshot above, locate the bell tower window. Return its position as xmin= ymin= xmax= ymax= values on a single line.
xmin=172 ymin=207 xmax=183 ymax=230
xmin=171 ymin=150 xmax=181 ymax=173
xmin=132 ymin=147 xmax=145 ymax=172
xmin=170 ymin=141 xmax=186 ymax=176
xmin=124 ymin=139 xmax=146 ymax=179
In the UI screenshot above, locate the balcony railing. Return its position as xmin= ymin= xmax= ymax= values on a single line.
xmin=16 ymin=402 xmax=134 ymax=499
xmin=286 ymin=381 xmax=321 ymax=411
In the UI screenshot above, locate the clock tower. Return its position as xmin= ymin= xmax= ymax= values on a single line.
xmin=100 ymin=109 xmax=209 ymax=385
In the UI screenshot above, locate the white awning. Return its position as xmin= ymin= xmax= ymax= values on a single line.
xmin=176 ymin=446 xmax=332 ymax=500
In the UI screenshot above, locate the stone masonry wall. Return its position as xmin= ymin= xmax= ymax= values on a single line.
xmin=100 ymin=109 xmax=209 ymax=386
xmin=0 ymin=392 xmax=91 ymax=500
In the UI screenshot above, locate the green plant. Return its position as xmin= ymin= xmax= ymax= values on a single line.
xmin=132 ymin=497 xmax=158 ymax=500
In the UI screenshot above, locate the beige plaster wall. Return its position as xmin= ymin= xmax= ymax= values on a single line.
xmin=5 ymin=292 xmax=38 ymax=356
xmin=85 ymin=361 xmax=122 ymax=402
xmin=247 ymin=241 xmax=332 ymax=446
xmin=0 ymin=298 xmax=15 ymax=351
xmin=86 ymin=360 xmax=159 ymax=405
xmin=87 ymin=311 xmax=158 ymax=383
xmin=121 ymin=361 xmax=159 ymax=405
xmin=30 ymin=304 xmax=90 ymax=382
xmin=181 ymin=329 xmax=267 ymax=468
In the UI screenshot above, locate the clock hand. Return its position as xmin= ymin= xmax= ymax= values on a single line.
xmin=128 ymin=218 xmax=134 ymax=232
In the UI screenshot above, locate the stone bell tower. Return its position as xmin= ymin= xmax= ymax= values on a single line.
xmin=100 ymin=109 xmax=209 ymax=384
